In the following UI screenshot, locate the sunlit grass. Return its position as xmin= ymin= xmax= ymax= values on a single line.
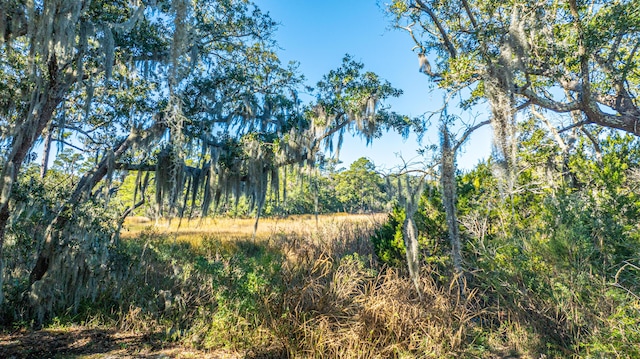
xmin=120 ymin=213 xmax=385 ymax=248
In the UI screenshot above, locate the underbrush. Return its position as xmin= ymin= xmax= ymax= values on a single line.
xmin=27 ymin=216 xmax=490 ymax=357
xmin=6 ymin=212 xmax=639 ymax=358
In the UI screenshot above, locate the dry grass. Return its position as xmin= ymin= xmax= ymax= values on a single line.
xmin=120 ymin=213 xmax=384 ymax=247
xmin=274 ymin=253 xmax=484 ymax=358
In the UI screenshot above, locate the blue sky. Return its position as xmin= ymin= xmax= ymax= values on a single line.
xmin=254 ymin=0 xmax=493 ymax=171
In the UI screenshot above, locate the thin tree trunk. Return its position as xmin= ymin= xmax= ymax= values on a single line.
xmin=403 ymin=210 xmax=422 ymax=299
xmin=252 ymin=205 xmax=262 ymax=242
xmin=439 ymin=119 xmax=490 ymax=279
xmin=402 ymin=176 xmax=423 ymax=299
xmin=440 ymin=125 xmax=463 ymax=275
xmin=313 ymin=177 xmax=319 ymax=229
xmin=40 ymin=124 xmax=54 ymax=179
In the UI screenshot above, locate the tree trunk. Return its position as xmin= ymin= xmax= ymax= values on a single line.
xmin=440 ymin=126 xmax=463 ymax=275
xmin=403 ymin=211 xmax=422 ymax=299
xmin=402 ymin=176 xmax=423 ymax=299
xmin=40 ymin=124 xmax=54 ymax=179
xmin=313 ymin=177 xmax=319 ymax=229
xmin=0 ymin=58 xmax=67 ymax=305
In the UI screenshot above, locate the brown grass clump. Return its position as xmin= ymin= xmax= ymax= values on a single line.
xmin=276 ymin=262 xmax=485 ymax=358
xmin=253 ymin=216 xmax=486 ymax=358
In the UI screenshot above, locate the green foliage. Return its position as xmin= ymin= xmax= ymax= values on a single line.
xmin=370 ymin=129 xmax=640 ymax=356
xmin=264 ymin=166 xmax=342 ymax=216
xmin=8 ymin=127 xmax=640 ymax=358
xmin=89 ymin=229 xmax=285 ymax=349
xmin=233 ymin=157 xmax=395 ymax=217
xmin=333 ymin=157 xmax=387 ymax=213
xmin=370 ymin=206 xmax=406 ymax=267
xmin=310 ymin=55 xmax=407 ymax=146
xmin=414 ymin=185 xmax=449 ymax=265
xmin=460 ymin=132 xmax=640 ymax=356
xmin=371 ymin=184 xmax=448 ymax=270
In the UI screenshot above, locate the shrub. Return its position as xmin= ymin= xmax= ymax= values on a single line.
xmin=370 ymin=206 xmax=406 ymax=268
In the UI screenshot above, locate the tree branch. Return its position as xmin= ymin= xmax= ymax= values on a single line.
xmin=413 ymin=0 xmax=457 ymax=58
xmin=453 ymin=120 xmax=490 ymax=153
xmin=531 ymin=106 xmax=567 ymax=151
xmin=51 ymin=139 xmax=85 ymax=152
xmin=557 ymin=120 xmax=589 ymax=133
xmin=460 ymin=0 xmax=478 ymax=29
xmin=515 ymin=87 xmax=582 ymax=113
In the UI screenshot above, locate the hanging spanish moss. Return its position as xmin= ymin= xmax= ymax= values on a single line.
xmin=4 ymin=0 xmax=174 ymax=316
xmin=155 ymin=145 xmax=185 ymax=217
xmin=28 ymin=203 xmax=117 ymax=325
xmin=0 ymin=0 xmax=108 ymax=308
xmin=484 ymin=5 xmax=530 ymax=196
xmin=151 ymin=131 xmax=283 ymax=224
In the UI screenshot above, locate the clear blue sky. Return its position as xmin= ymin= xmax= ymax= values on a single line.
xmin=254 ymin=0 xmax=493 ymax=171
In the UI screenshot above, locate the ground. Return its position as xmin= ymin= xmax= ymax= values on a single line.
xmin=0 ymin=326 xmax=249 ymax=358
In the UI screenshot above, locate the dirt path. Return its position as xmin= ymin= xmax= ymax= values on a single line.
xmin=0 ymin=327 xmax=245 ymax=359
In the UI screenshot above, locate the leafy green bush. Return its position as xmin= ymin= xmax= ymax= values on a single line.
xmin=370 ymin=206 xmax=406 ymax=267
xmin=371 ymin=185 xmax=449 ymax=270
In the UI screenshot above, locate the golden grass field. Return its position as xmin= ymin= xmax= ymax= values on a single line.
xmin=121 ymin=213 xmax=386 ymax=246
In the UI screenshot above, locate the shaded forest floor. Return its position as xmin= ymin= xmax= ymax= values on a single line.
xmin=0 ymin=326 xmax=246 ymax=358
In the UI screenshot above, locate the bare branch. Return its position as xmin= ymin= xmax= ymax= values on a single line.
xmin=531 ymin=106 xmax=567 ymax=151
xmin=453 ymin=120 xmax=490 ymax=153
xmin=51 ymin=139 xmax=86 ymax=152
xmin=460 ymin=0 xmax=478 ymax=29
xmin=557 ymin=120 xmax=589 ymax=134
xmin=413 ymin=0 xmax=457 ymax=58
xmin=611 ymin=261 xmax=640 ymax=300
xmin=568 ymin=0 xmax=592 ymax=105
xmin=516 ymin=87 xmax=582 ymax=113
xmin=581 ymin=127 xmax=602 ymax=163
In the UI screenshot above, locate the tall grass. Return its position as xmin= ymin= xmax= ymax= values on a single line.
xmin=47 ymin=214 xmax=576 ymax=357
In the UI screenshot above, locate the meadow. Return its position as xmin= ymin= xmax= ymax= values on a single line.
xmin=120 ymin=213 xmax=379 ymax=243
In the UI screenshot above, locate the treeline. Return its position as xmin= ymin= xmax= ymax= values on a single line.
xmin=115 ymin=156 xmax=397 ymax=217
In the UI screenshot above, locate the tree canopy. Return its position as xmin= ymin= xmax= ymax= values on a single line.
xmin=390 ymin=0 xmax=640 ymax=141
xmin=333 ymin=157 xmax=386 ymax=213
